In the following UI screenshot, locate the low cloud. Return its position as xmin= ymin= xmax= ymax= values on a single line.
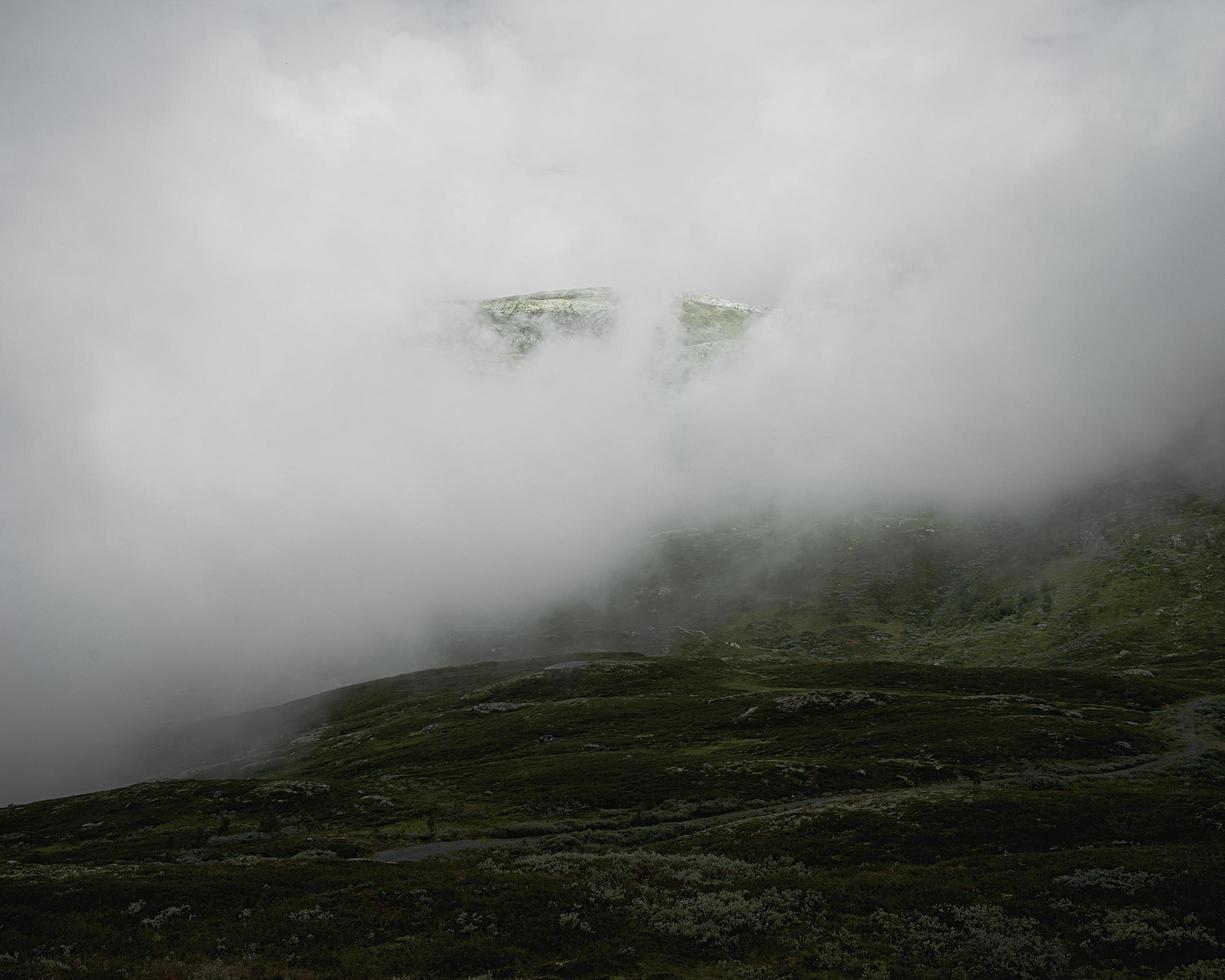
xmin=2 ymin=0 xmax=1224 ymax=801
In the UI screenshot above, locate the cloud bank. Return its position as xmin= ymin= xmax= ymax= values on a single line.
xmin=2 ymin=0 xmax=1224 ymax=801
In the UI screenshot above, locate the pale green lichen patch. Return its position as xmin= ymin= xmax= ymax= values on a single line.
xmin=469 ymin=286 xmax=768 ymax=360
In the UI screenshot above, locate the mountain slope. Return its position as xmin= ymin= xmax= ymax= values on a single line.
xmin=2 ymin=486 xmax=1224 ymax=977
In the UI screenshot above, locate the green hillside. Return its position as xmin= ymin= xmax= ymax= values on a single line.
xmin=2 ymin=486 xmax=1224 ymax=977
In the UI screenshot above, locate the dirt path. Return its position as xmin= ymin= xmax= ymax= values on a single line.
xmin=1080 ymin=694 xmax=1215 ymax=779
xmin=374 ymin=838 xmax=524 ymax=862
xmin=374 ymin=694 xmax=1222 ymax=863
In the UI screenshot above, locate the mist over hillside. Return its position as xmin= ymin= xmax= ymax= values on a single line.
xmin=3 ymin=0 xmax=1225 ymax=805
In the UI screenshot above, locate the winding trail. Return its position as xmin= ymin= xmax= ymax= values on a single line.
xmin=1078 ymin=695 xmax=1214 ymax=780
xmin=374 ymin=694 xmax=1222 ymax=863
xmin=373 ymin=837 xmax=523 ymax=862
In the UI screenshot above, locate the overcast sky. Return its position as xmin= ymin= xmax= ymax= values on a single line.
xmin=2 ymin=0 xmax=1224 ymax=802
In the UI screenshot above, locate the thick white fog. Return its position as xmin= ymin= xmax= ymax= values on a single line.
xmin=2 ymin=0 xmax=1224 ymax=802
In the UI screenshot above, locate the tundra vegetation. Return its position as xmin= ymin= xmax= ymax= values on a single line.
xmin=2 ymin=482 xmax=1224 ymax=977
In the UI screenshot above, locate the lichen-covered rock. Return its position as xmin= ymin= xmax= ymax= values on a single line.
xmin=469 ymin=287 xmax=766 ymax=360
xmin=252 ymin=780 xmax=331 ymax=799
xmin=471 ymin=701 xmax=526 ymax=715
xmin=774 ymin=693 xmax=834 ymax=712
xmin=773 ymin=690 xmax=886 ymax=712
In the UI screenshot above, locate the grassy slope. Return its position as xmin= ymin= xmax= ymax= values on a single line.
xmin=2 ymin=488 xmax=1224 ymax=978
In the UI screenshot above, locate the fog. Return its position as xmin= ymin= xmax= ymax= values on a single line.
xmin=2 ymin=0 xmax=1224 ymax=803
